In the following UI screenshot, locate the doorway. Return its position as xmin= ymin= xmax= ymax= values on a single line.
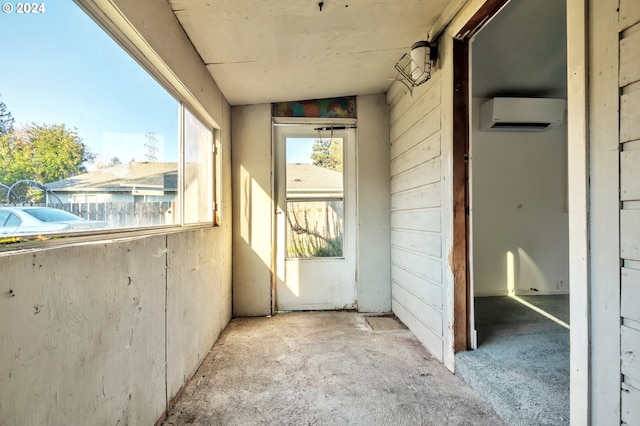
xmin=273 ymin=124 xmax=357 ymax=311
xmin=453 ymin=0 xmax=571 ymax=424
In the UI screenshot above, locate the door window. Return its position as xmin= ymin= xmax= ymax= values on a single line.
xmin=285 ymin=137 xmax=344 ymax=258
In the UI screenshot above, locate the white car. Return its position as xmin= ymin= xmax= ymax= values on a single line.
xmin=0 ymin=206 xmax=106 ymax=237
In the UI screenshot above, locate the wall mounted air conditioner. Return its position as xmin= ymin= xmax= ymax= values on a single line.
xmin=479 ymin=97 xmax=566 ymax=131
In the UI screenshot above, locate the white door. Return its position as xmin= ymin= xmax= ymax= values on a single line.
xmin=274 ymin=124 xmax=356 ymax=310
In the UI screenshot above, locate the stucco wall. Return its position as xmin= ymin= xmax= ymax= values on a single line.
xmin=0 ymin=0 xmax=233 ymax=424
xmin=471 ymin=98 xmax=569 ymax=296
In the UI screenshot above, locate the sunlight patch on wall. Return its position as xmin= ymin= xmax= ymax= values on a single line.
xmin=505 ymin=250 xmax=569 ymax=329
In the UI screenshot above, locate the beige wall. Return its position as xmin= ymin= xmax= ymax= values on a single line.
xmin=471 ymin=99 xmax=569 ymax=296
xmin=231 ymin=98 xmax=392 ymax=315
xmin=231 ymin=104 xmax=273 ymax=316
xmin=0 ymin=1 xmax=233 ymax=424
xmin=356 ymin=94 xmax=392 ymax=312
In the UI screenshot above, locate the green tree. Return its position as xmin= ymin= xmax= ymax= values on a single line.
xmin=310 ymin=138 xmax=343 ymax=172
xmin=0 ymin=123 xmax=94 ymax=187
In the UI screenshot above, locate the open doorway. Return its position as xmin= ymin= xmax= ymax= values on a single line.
xmin=454 ymin=0 xmax=570 ymax=424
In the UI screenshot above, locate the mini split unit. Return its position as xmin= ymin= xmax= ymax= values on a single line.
xmin=479 ymin=97 xmax=566 ymax=131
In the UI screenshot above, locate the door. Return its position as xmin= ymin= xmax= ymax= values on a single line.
xmin=274 ymin=124 xmax=356 ymax=310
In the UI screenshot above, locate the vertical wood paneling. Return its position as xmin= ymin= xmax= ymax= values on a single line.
xmin=389 ymin=70 xmax=445 ymax=361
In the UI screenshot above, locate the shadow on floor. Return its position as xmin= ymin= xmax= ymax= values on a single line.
xmin=163 ymin=312 xmax=505 ymax=426
xmin=455 ymin=295 xmax=570 ymax=426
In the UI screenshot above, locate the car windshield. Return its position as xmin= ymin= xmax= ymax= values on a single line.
xmin=23 ymin=208 xmax=84 ymax=222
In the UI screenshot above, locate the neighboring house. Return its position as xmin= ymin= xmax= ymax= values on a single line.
xmin=0 ymin=1 xmax=636 ymax=425
xmin=285 ymin=163 xmax=343 ymax=198
xmin=45 ymin=162 xmax=178 ymax=203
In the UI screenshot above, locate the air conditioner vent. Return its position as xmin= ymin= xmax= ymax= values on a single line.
xmin=479 ymin=97 xmax=566 ymax=132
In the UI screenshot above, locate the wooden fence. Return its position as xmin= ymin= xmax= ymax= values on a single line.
xmin=4 ymin=202 xmax=177 ymax=229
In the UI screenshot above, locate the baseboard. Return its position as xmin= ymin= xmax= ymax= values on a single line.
xmin=474 ymin=291 xmax=509 ymax=297
xmin=474 ymin=290 xmax=570 ymax=297
xmin=515 ymin=290 xmax=570 ymax=296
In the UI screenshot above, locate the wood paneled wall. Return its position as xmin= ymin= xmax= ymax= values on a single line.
xmin=387 ymin=75 xmax=445 ymax=361
xmin=619 ymin=1 xmax=640 ymax=422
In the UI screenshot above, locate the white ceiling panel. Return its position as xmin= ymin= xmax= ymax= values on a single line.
xmin=169 ymin=0 xmax=450 ymax=105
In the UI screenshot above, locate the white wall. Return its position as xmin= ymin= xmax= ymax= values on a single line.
xmin=231 ymin=98 xmax=392 ymax=315
xmin=0 ymin=1 xmax=233 ymax=424
xmin=231 ymin=104 xmax=273 ymax=316
xmin=356 ymin=94 xmax=391 ymax=312
xmin=387 ymin=47 xmax=451 ymax=365
xmin=619 ymin=1 xmax=640 ymax=420
xmin=471 ymin=98 xmax=569 ymax=296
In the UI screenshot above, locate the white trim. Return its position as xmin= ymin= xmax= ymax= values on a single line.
xmin=586 ymin=0 xmax=622 ymax=423
xmin=567 ymin=0 xmax=591 ymax=423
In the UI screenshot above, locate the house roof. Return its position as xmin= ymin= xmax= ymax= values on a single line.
xmin=286 ymin=163 xmax=343 ymax=196
xmin=46 ymin=162 xmax=178 ymax=193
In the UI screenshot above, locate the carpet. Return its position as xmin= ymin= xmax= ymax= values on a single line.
xmin=455 ymin=295 xmax=569 ymax=426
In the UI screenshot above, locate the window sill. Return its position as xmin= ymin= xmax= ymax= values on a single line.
xmin=0 ymin=223 xmax=218 ymax=255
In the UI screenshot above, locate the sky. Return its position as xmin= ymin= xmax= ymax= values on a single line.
xmin=286 ymin=138 xmax=314 ymax=164
xmin=0 ymin=2 xmax=178 ymax=168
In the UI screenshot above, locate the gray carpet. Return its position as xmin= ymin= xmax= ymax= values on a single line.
xmin=455 ymin=295 xmax=569 ymax=426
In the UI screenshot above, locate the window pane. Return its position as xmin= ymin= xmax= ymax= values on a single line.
xmin=286 ymin=200 xmax=344 ymax=258
xmin=0 ymin=3 xmax=179 ymax=237
xmin=183 ymin=109 xmax=213 ymax=224
xmin=285 ymin=137 xmax=344 ymax=258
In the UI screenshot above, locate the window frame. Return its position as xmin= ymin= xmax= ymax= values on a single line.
xmin=0 ymin=0 xmax=221 ymax=250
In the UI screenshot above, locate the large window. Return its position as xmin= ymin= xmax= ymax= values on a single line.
xmin=0 ymin=2 xmax=216 ymax=242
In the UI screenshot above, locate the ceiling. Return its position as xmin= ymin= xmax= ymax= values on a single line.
xmin=169 ymin=0 xmax=450 ymax=106
xmin=472 ymin=0 xmax=567 ymax=99
xmin=167 ymin=0 xmax=567 ymax=106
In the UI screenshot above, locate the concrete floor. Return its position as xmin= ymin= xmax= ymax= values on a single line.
xmin=162 ymin=312 xmax=505 ymax=426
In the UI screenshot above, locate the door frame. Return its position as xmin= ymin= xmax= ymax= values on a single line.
xmin=271 ymin=118 xmax=358 ymax=312
xmin=450 ymin=0 xmax=590 ymax=423
xmin=451 ymin=0 xmax=510 ymax=353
